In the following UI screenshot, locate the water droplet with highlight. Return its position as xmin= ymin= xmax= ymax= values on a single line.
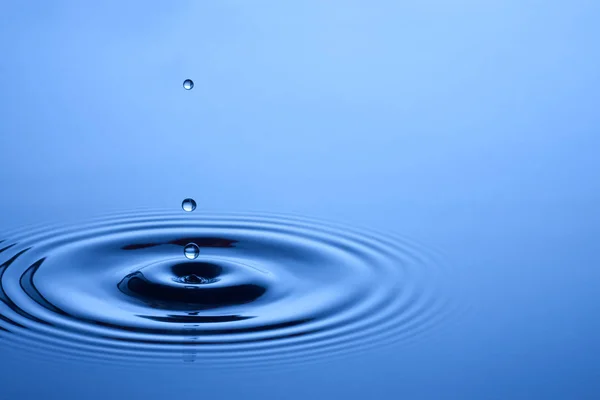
xmin=183 ymin=79 xmax=194 ymax=90
xmin=182 ymin=198 xmax=196 ymax=212
xmin=184 ymin=243 xmax=200 ymax=260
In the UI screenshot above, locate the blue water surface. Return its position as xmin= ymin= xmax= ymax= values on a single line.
xmin=1 ymin=1 xmax=600 ymax=399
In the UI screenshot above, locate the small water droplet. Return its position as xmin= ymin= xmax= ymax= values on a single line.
xmin=183 ymin=79 xmax=194 ymax=90
xmin=182 ymin=198 xmax=197 ymax=212
xmin=184 ymin=243 xmax=200 ymax=260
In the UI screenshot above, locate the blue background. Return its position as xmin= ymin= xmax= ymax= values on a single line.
xmin=1 ymin=1 xmax=600 ymax=398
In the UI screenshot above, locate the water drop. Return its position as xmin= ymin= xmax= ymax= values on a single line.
xmin=183 ymin=79 xmax=194 ymax=90
xmin=184 ymin=243 xmax=200 ymax=260
xmin=182 ymin=198 xmax=196 ymax=212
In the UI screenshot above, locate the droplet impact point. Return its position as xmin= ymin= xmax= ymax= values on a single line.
xmin=184 ymin=243 xmax=200 ymax=260
xmin=182 ymin=198 xmax=196 ymax=212
xmin=183 ymin=79 xmax=194 ymax=90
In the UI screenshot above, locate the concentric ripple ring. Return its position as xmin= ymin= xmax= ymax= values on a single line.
xmin=0 ymin=210 xmax=452 ymax=367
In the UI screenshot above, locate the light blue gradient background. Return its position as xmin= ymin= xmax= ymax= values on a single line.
xmin=1 ymin=1 xmax=600 ymax=399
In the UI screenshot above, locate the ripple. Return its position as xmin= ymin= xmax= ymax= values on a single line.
xmin=0 ymin=210 xmax=452 ymax=367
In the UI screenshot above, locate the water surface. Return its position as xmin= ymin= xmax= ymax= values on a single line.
xmin=1 ymin=1 xmax=599 ymax=399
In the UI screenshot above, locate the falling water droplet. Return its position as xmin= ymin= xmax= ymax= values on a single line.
xmin=184 ymin=243 xmax=200 ymax=260
xmin=182 ymin=198 xmax=197 ymax=212
xmin=183 ymin=79 xmax=194 ymax=90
